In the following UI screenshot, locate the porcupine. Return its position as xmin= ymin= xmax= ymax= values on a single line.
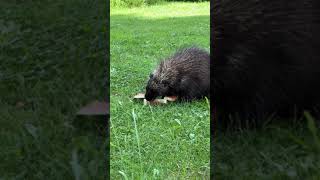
xmin=145 ymin=47 xmax=210 ymax=101
xmin=212 ymin=0 xmax=320 ymax=127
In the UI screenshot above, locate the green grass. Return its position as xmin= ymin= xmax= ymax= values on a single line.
xmin=0 ymin=0 xmax=107 ymax=179
xmin=110 ymin=2 xmax=210 ymax=179
xmin=214 ymin=113 xmax=320 ymax=179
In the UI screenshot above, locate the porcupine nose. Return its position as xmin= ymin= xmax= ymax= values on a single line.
xmin=145 ymin=95 xmax=152 ymax=101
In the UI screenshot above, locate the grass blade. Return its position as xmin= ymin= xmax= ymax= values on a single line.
xmin=132 ymin=109 xmax=143 ymax=174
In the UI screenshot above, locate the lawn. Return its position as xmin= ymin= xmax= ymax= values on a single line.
xmin=110 ymin=2 xmax=210 ymax=179
xmin=0 ymin=0 xmax=107 ymax=179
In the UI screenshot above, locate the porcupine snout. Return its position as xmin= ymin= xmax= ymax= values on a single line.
xmin=145 ymin=90 xmax=156 ymax=101
xmin=145 ymin=82 xmax=159 ymax=101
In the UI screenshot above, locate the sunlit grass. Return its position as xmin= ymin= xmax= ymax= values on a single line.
xmin=111 ymin=2 xmax=209 ymax=18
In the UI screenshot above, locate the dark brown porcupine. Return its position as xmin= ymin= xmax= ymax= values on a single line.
xmin=145 ymin=47 xmax=210 ymax=101
xmin=212 ymin=0 xmax=320 ymax=128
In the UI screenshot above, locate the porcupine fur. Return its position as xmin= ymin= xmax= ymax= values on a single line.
xmin=212 ymin=0 xmax=320 ymax=128
xmin=145 ymin=47 xmax=210 ymax=101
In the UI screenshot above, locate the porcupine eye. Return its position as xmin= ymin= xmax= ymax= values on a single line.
xmin=149 ymin=74 xmax=153 ymax=79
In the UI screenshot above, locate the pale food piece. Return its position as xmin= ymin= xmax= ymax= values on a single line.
xmin=143 ymin=99 xmax=167 ymax=106
xmin=164 ymin=96 xmax=178 ymax=102
xmin=133 ymin=93 xmax=145 ymax=99
xmin=134 ymin=93 xmax=177 ymax=105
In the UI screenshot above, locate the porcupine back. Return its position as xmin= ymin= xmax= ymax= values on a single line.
xmin=148 ymin=47 xmax=210 ymax=100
